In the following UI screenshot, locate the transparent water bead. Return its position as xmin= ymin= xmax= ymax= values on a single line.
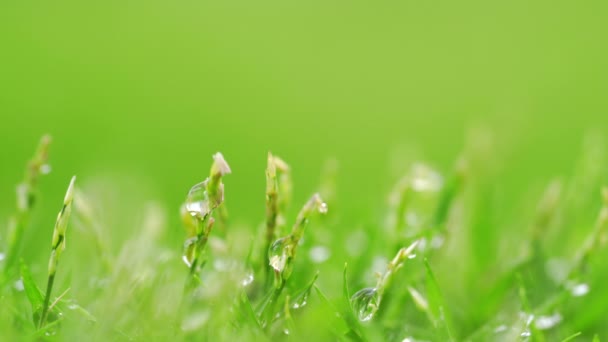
xmin=40 ymin=164 xmax=52 ymax=175
xmin=182 ymin=237 xmax=197 ymax=267
xmin=493 ymin=325 xmax=508 ymax=333
xmin=535 ymin=313 xmax=562 ymax=330
xmin=309 ymin=245 xmax=331 ymax=264
xmin=350 ymin=287 xmax=380 ymax=322
xmin=269 ymin=237 xmax=290 ymax=273
xmin=569 ymin=283 xmax=590 ymax=297
xmin=185 ymin=181 xmax=211 ymax=218
xmin=241 ymin=272 xmax=254 ymax=287
xmin=291 ymin=287 xmax=312 ymax=310
xmin=410 ymin=163 xmax=443 ymax=193
xmin=14 ymin=279 xmax=24 ymax=292
xmin=319 ymin=202 xmax=328 ymax=214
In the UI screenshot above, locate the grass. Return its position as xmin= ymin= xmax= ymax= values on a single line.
xmin=1 ymin=135 xmax=608 ymax=341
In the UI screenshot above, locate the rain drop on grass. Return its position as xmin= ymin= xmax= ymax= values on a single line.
xmin=185 ymin=181 xmax=210 ymax=218
xmin=535 ymin=313 xmax=562 ymax=330
xmin=319 ymin=202 xmax=328 ymax=214
xmin=309 ymin=245 xmax=330 ymax=264
xmin=569 ymin=283 xmax=590 ymax=297
xmin=182 ymin=237 xmax=197 ymax=267
xmin=350 ymin=287 xmax=380 ymax=322
xmin=40 ymin=164 xmax=52 ymax=175
xmin=291 ymin=288 xmax=311 ymax=310
xmin=14 ymin=279 xmax=24 ymax=292
xmin=241 ymin=272 xmax=254 ymax=287
xmin=269 ymin=237 xmax=290 ymax=273
xmin=410 ymin=164 xmax=443 ymax=192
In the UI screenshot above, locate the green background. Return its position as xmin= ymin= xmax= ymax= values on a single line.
xmin=1 ymin=0 xmax=607 ymax=250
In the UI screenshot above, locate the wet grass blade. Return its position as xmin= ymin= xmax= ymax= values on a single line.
xmin=560 ymin=332 xmax=582 ymax=342
xmin=19 ymin=259 xmax=44 ymax=322
xmin=424 ymin=258 xmax=455 ymax=341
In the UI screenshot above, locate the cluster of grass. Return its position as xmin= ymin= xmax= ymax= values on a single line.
xmin=1 ymin=135 xmax=608 ymax=341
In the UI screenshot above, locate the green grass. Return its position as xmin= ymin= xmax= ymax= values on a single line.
xmin=1 ymin=135 xmax=608 ymax=341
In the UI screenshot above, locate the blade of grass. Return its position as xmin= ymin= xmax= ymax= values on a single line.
xmin=424 ymin=258 xmax=455 ymax=341
xmin=39 ymin=176 xmax=76 ymax=328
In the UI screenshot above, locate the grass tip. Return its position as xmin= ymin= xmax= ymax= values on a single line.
xmin=64 ymin=176 xmax=77 ymax=205
xmin=212 ymin=152 xmax=232 ymax=176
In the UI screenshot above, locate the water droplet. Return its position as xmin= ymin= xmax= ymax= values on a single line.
xmin=411 ymin=164 xmax=443 ymax=192
xmin=545 ymin=258 xmax=570 ymax=284
xmin=494 ymin=324 xmax=508 ymax=333
xmin=430 ymin=235 xmax=445 ymax=249
xmin=213 ymin=258 xmax=237 ymax=272
xmin=269 ymin=237 xmax=290 ymax=273
xmin=309 ymin=245 xmax=330 ymax=264
xmin=40 ymin=164 xmax=52 ymax=175
xmin=292 ymin=290 xmax=310 ymax=310
xmin=535 ymin=313 xmax=562 ymax=330
xmin=182 ymin=255 xmax=192 ymax=268
xmin=185 ymin=181 xmax=211 ymax=218
xmin=0 ymin=252 xmax=5 ymax=262
xmin=319 ymin=202 xmax=328 ymax=214
xmin=350 ymin=287 xmax=380 ymax=322
xmin=241 ymin=272 xmax=254 ymax=287
xmin=14 ymin=279 xmax=24 ymax=292
xmin=569 ymin=283 xmax=590 ymax=297
xmin=406 ymin=212 xmax=420 ymax=227
xmin=182 ymin=237 xmax=197 ymax=267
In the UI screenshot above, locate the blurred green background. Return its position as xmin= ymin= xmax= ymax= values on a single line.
xmin=1 ymin=1 xmax=607 ymax=245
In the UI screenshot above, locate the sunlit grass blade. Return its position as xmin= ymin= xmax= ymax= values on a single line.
xmin=560 ymin=332 xmax=582 ymax=342
xmin=19 ymin=259 xmax=44 ymax=323
xmin=39 ymin=176 xmax=76 ymax=328
xmin=424 ymin=258 xmax=455 ymax=341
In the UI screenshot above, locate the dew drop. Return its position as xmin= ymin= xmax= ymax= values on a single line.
xmin=309 ymin=245 xmax=330 ymax=264
xmin=493 ymin=324 xmax=508 ymax=333
xmin=535 ymin=313 xmax=562 ymax=330
xmin=182 ymin=238 xmax=197 ymax=267
xmin=319 ymin=202 xmax=328 ymax=214
xmin=430 ymin=235 xmax=445 ymax=249
xmin=410 ymin=164 xmax=443 ymax=192
xmin=569 ymin=283 xmax=590 ymax=297
xmin=40 ymin=164 xmax=52 ymax=175
xmin=269 ymin=237 xmax=290 ymax=273
xmin=182 ymin=255 xmax=192 ymax=268
xmin=241 ymin=272 xmax=254 ymax=287
xmin=292 ymin=289 xmax=311 ymax=310
xmin=185 ymin=181 xmax=210 ymax=218
xmin=14 ymin=279 xmax=24 ymax=292
xmin=350 ymin=287 xmax=380 ymax=322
